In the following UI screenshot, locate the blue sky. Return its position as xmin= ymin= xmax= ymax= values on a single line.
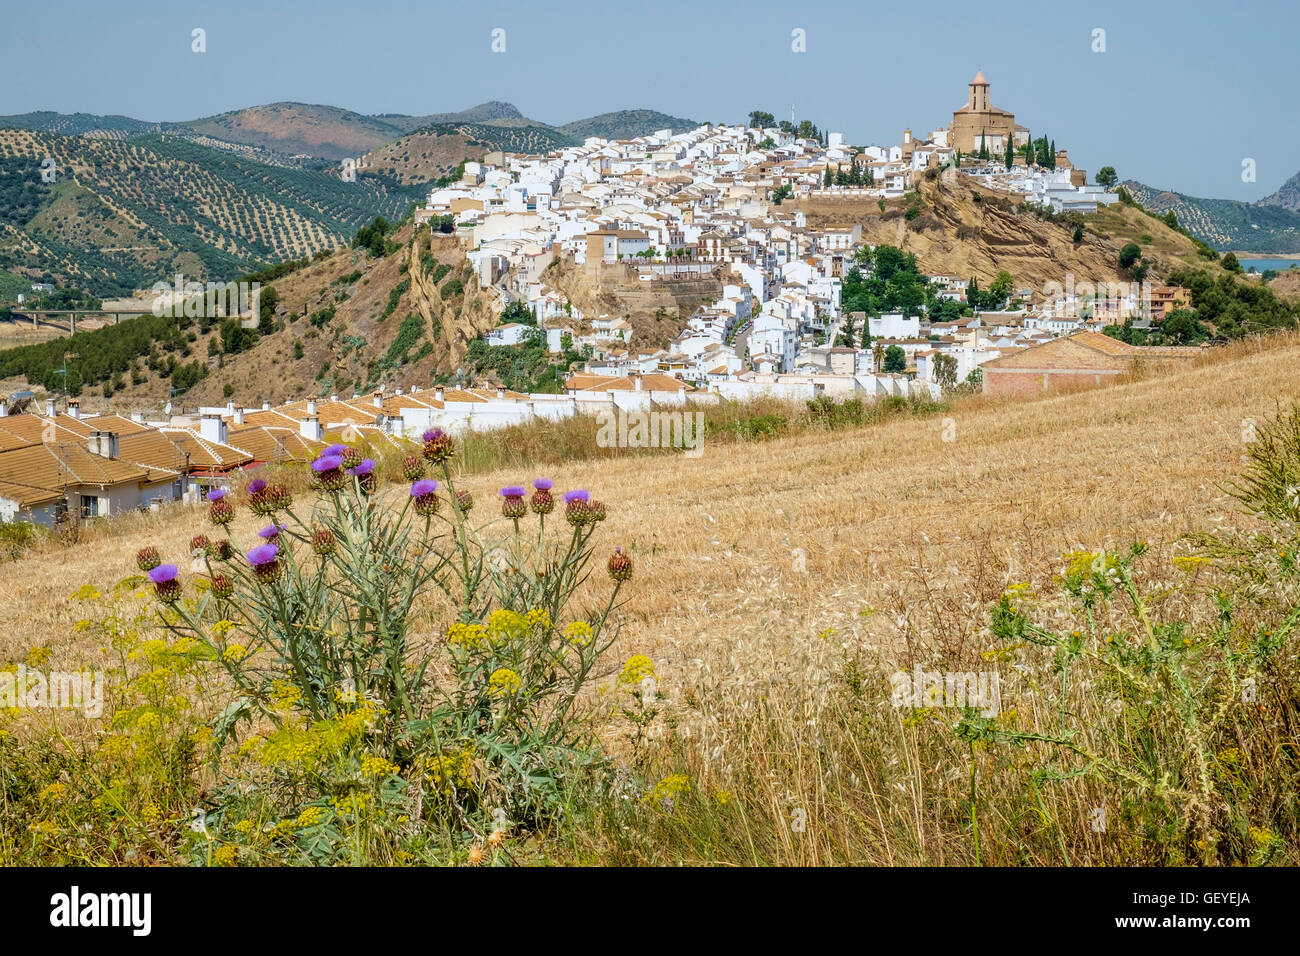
xmin=1 ymin=0 xmax=1296 ymax=200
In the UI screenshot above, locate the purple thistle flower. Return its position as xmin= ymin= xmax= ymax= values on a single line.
xmin=148 ymin=564 xmax=179 ymax=584
xmin=499 ymin=486 xmax=526 ymax=498
xmin=323 ymin=443 xmax=348 ymax=457
xmin=247 ymin=478 xmax=268 ymax=496
xmin=421 ymin=428 xmax=444 ymax=442
xmin=258 ymin=524 xmax=285 ymax=540
xmin=533 ymin=478 xmax=553 ymax=491
xmin=411 ymin=479 xmax=439 ymax=497
xmin=205 ymin=488 xmax=227 ymax=502
xmin=246 ymin=543 xmax=279 ymax=567
xmin=312 ymin=454 xmax=344 ymax=473
xmin=563 ymin=489 xmax=590 ymax=504
xmin=348 ymin=458 xmax=376 ymax=477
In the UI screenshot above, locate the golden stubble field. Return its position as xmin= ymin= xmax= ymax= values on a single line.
xmin=4 ymin=336 xmax=1299 ymax=701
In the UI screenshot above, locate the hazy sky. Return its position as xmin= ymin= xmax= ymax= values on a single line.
xmin=2 ymin=0 xmax=1295 ymax=200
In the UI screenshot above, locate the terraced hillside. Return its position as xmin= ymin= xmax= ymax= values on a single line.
xmin=1124 ymin=180 xmax=1300 ymax=254
xmin=0 ymin=128 xmax=426 ymax=295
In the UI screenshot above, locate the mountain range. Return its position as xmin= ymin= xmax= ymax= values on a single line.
xmin=0 ymin=102 xmax=698 ymax=294
xmin=0 ymin=102 xmax=698 ymax=166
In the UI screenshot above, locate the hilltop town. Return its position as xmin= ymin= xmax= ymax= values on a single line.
xmin=0 ymin=74 xmax=1284 ymax=528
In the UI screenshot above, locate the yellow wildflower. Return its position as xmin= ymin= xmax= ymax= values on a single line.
xmin=525 ymin=608 xmax=551 ymax=632
xmin=646 ymin=774 xmax=691 ymax=807
xmin=211 ymin=619 xmax=238 ymax=639
xmin=360 ymin=753 xmax=399 ymax=777
xmin=269 ymin=679 xmax=303 ymax=709
xmin=488 ymin=668 xmax=521 ymax=698
xmin=446 ymin=622 xmax=487 ymax=648
xmin=295 ymin=806 xmax=328 ymax=828
xmin=38 ymin=783 xmax=67 ymax=802
xmin=618 ymin=655 xmax=655 ymax=686
xmin=1249 ymin=826 xmax=1274 ymax=848
xmin=213 ymin=844 xmax=239 ymax=866
xmin=221 ymin=644 xmax=248 ymax=663
xmin=486 ymin=609 xmax=526 ymax=643
xmin=141 ymin=802 xmax=162 ymax=823
xmin=564 ymin=621 xmax=594 ymax=647
xmin=233 ymin=819 xmax=255 ymax=835
xmin=26 ymin=646 xmax=52 ymax=668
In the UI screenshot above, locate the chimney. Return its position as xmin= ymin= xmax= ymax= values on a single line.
xmin=395 ymin=387 xmax=403 ymax=397
xmin=130 ymin=412 xmax=143 ymax=423
xmin=199 ymin=410 xmax=228 ymax=445
xmin=372 ymin=390 xmax=383 ymax=408
xmin=261 ymin=402 xmax=271 ymax=411
xmin=225 ymin=400 xmax=235 ymax=416
xmin=233 ymin=406 xmax=245 ymax=426
xmin=0 ymin=402 xmax=7 ymax=418
xmin=68 ymin=398 xmax=81 ymax=419
xmin=496 ymin=386 xmax=505 ymax=400
xmin=634 ymin=373 xmax=644 ymax=391
xmin=300 ymin=413 xmax=322 ymax=441
xmin=45 ymin=398 xmax=56 ymax=417
xmin=435 ymin=386 xmax=445 ymax=402
xmin=306 ymin=399 xmax=317 ymax=416
xmin=88 ymin=430 xmax=119 ymax=459
xmin=330 ymin=394 xmax=338 ymax=403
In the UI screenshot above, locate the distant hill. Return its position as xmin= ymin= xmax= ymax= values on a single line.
xmin=0 ymin=111 xmax=164 ymax=137
xmin=1260 ymin=169 xmax=1300 ymax=213
xmin=182 ymin=103 xmax=407 ymax=162
xmin=364 ymin=122 xmax=579 ymax=185
xmin=374 ymin=102 xmax=528 ymax=133
xmin=0 ymin=128 xmax=425 ymax=296
xmin=559 ymin=109 xmax=700 ymax=141
xmin=1123 ymin=180 xmax=1300 ymax=253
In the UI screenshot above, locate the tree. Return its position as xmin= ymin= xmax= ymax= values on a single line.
xmin=1004 ymin=138 xmax=1014 ymax=169
xmin=1119 ymin=243 xmax=1142 ymax=271
xmin=978 ymin=132 xmax=989 ymax=160
xmin=748 ymin=111 xmax=775 ymax=129
xmin=1221 ymin=252 xmax=1243 ymax=273
xmin=1072 ymin=224 xmax=1084 ymax=245
xmin=1160 ymin=309 xmax=1206 ymax=344
xmin=883 ymin=345 xmax=907 ymax=373
xmin=1162 ymin=210 xmax=1179 ymax=230
xmin=1025 ymin=138 xmax=1035 ymax=167
xmin=1095 ymin=166 xmax=1118 ymax=189
xmin=932 ymin=352 xmax=958 ymax=390
xmin=824 ymin=166 xmax=833 ymax=187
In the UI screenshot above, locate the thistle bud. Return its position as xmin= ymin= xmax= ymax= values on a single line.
xmin=608 ymin=547 xmax=632 ymax=582
xmin=136 ymin=545 xmax=162 ymax=572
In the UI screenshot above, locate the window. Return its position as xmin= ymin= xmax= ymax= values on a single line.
xmin=79 ymin=494 xmax=99 ymax=518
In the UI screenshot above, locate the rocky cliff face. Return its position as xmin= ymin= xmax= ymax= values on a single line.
xmin=795 ymin=173 xmax=1215 ymax=290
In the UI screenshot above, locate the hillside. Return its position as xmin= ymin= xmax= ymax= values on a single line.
xmin=364 ymin=123 xmax=578 ymax=185
xmin=183 ymin=103 xmax=407 ymax=161
xmin=793 ymin=171 xmax=1227 ymax=290
xmin=0 ymin=110 xmax=164 ymax=137
xmin=0 ymin=218 xmax=513 ymax=413
xmin=1124 ymin=180 xmax=1300 ymax=253
xmin=559 ymin=109 xmax=700 ymax=141
xmin=373 ymin=101 xmax=529 ymax=133
xmin=1260 ymin=168 xmax=1300 ymax=213
xmin=0 ymin=129 xmax=426 ymax=295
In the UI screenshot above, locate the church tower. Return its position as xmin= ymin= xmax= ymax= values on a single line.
xmin=969 ymin=71 xmax=989 ymax=112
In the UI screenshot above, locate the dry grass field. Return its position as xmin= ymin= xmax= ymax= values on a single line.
xmin=5 ymin=335 xmax=1294 ymax=681
xmin=5 ymin=334 xmax=1300 ymax=866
